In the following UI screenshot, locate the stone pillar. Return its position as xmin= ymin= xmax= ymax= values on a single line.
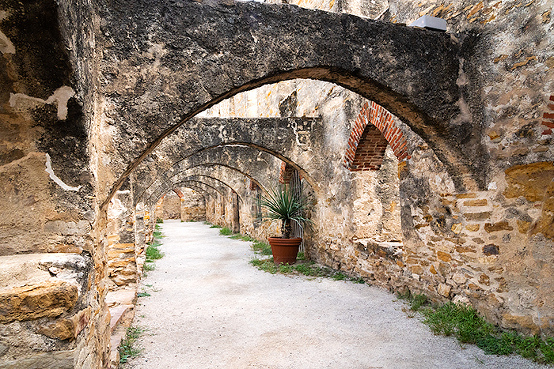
xmin=205 ymin=194 xmax=216 ymax=225
xmin=106 ymin=179 xmax=137 ymax=290
xmin=145 ymin=204 xmax=156 ymax=244
xmin=154 ymin=196 xmax=164 ymax=223
xmin=232 ymin=191 xmax=240 ymax=233
xmin=134 ymin=202 xmax=147 ymax=272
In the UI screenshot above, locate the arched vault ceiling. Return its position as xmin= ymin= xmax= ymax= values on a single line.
xmin=143 ymin=166 xmax=252 ymax=206
xmin=134 ymin=122 xmax=306 ymax=201
xmin=144 ymin=176 xmax=226 ymax=204
xmin=99 ymin=0 xmax=485 ymax=207
xmin=146 ymin=181 xmax=217 ymax=207
xmin=147 ymin=175 xmax=236 ymax=206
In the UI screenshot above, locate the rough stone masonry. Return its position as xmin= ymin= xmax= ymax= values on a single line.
xmin=0 ymin=0 xmax=552 ymax=367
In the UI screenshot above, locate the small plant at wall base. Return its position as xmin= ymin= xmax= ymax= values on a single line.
xmin=260 ymin=185 xmax=311 ymax=265
xmin=219 ymin=227 xmax=233 ymax=236
xmin=143 ymin=225 xmax=164 ymax=276
xmin=396 ymin=292 xmax=554 ymax=364
xmin=119 ymin=326 xmax=144 ymax=365
xmin=250 ymin=258 xmax=365 ymax=283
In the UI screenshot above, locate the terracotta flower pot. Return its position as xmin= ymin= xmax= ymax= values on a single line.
xmin=268 ymin=237 xmax=302 ymax=265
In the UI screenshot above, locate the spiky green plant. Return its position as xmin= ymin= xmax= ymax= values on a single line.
xmin=259 ymin=185 xmax=311 ymax=238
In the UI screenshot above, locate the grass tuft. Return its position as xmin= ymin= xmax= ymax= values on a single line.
xmin=142 ymin=224 xmax=164 ymax=276
xmin=119 ymin=326 xmax=144 ymax=364
xmin=250 ymin=258 xmax=365 ymax=284
xmin=396 ymin=292 xmax=554 ymax=365
xmin=251 ymin=240 xmax=272 ymax=255
xmin=145 ymin=242 xmax=164 ymax=262
xmin=142 ymin=263 xmax=155 ymax=272
xmin=210 ymin=224 xmax=222 ymax=229
xmin=219 ymin=227 xmax=233 ymax=236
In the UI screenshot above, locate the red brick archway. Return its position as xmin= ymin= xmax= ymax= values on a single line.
xmin=344 ymin=101 xmax=411 ymax=171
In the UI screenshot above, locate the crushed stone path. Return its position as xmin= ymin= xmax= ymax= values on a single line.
xmin=127 ymin=220 xmax=544 ymax=369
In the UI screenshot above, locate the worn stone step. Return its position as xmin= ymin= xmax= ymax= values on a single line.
xmin=109 ymin=304 xmax=133 ymax=333
xmin=109 ymin=328 xmax=126 ymax=369
xmin=105 ymin=288 xmax=137 ymax=307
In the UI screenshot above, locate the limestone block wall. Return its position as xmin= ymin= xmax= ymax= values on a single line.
xmin=161 ymin=191 xmax=181 ymax=220
xmin=180 ymin=188 xmax=206 ymax=222
xmin=106 ymin=189 xmax=137 ymax=290
xmin=0 ymin=1 xmax=109 ymax=367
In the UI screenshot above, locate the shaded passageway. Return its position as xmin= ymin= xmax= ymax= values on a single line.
xmin=128 ymin=221 xmax=541 ymax=369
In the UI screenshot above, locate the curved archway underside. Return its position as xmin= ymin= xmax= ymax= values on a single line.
xmin=133 ymin=117 xmax=319 ymax=201
xmin=146 ymin=167 xmax=251 ymax=206
xmin=147 ymin=175 xmax=238 ymax=206
xmin=99 ymin=0 xmax=486 ymax=207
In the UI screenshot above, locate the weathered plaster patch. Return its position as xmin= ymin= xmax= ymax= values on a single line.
xmin=8 ymin=93 xmax=45 ymax=111
xmin=0 ymin=30 xmax=15 ymax=54
xmin=9 ymin=86 xmax=75 ymax=120
xmin=45 ymin=86 xmax=75 ymax=120
xmin=45 ymin=154 xmax=81 ymax=191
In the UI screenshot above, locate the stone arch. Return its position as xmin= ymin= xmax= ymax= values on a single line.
xmin=100 ymin=0 xmax=484 ymax=207
xmin=146 ymin=175 xmax=239 ymax=206
xmin=134 ymin=145 xmax=280 ymax=205
xmin=148 ymin=168 xmax=249 ymax=206
xmin=147 ymin=180 xmax=222 ymax=207
xmin=131 ymin=117 xmax=322 ymax=201
xmin=135 ymin=138 xmax=320 ymax=204
xmin=176 ymin=185 xmax=209 ymax=203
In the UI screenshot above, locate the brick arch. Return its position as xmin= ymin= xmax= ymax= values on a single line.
xmin=344 ymin=101 xmax=410 ymax=171
xmin=541 ymin=94 xmax=554 ymax=136
xmin=279 ymin=162 xmax=301 ymax=184
xmin=172 ymin=188 xmax=184 ymax=199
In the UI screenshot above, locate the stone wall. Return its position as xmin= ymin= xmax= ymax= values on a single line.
xmin=161 ymin=191 xmax=181 ymax=220
xmin=180 ymin=188 xmax=206 ymax=222
xmin=0 ymin=0 xmax=109 ymax=367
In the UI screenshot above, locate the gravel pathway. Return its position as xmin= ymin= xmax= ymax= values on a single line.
xmin=127 ymin=220 xmax=545 ymax=369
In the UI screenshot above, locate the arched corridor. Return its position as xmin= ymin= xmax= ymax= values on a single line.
xmin=1 ymin=0 xmax=552 ymax=367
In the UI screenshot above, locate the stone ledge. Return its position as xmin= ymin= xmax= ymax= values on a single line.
xmin=109 ymin=304 xmax=134 ymax=333
xmin=0 ymin=350 xmax=75 ymax=369
xmin=38 ymin=307 xmax=91 ymax=340
xmin=355 ymin=239 xmax=403 ymax=260
xmin=0 ymin=280 xmax=78 ymax=324
xmin=0 ymin=253 xmax=88 ymax=291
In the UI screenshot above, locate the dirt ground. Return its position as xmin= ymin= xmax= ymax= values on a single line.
xmin=126 ymin=220 xmax=545 ymax=369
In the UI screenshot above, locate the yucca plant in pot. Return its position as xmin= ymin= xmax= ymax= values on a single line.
xmin=260 ymin=184 xmax=311 ymax=265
